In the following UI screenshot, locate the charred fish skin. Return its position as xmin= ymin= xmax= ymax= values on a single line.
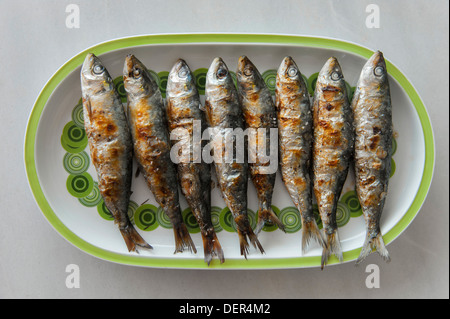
xmin=352 ymin=51 xmax=392 ymax=264
xmin=236 ymin=56 xmax=285 ymax=235
xmin=166 ymin=59 xmax=224 ymax=265
xmin=312 ymin=57 xmax=354 ymax=268
xmin=123 ymin=55 xmax=196 ymax=254
xmin=275 ymin=56 xmax=325 ymax=253
xmin=205 ymin=57 xmax=264 ymax=258
xmin=80 ymin=53 xmax=152 ymax=252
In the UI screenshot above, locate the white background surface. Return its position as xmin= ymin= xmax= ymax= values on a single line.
xmin=0 ymin=0 xmax=448 ymax=299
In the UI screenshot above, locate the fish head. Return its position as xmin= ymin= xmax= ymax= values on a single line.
xmin=236 ymin=55 xmax=262 ymax=93
xmin=166 ymin=59 xmax=197 ymax=98
xmin=276 ymin=56 xmax=303 ymax=87
xmin=205 ymin=57 xmax=234 ymax=98
xmin=315 ymin=57 xmax=347 ymax=100
xmin=318 ymin=57 xmax=345 ymax=87
xmin=123 ymin=54 xmax=158 ymax=98
xmin=80 ymin=53 xmax=114 ymax=97
xmin=358 ymin=51 xmax=388 ymax=88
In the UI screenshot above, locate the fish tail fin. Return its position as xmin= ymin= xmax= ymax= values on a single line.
xmin=321 ymin=229 xmax=343 ymax=269
xmin=173 ymin=223 xmax=197 ymax=254
xmin=119 ymin=224 xmax=153 ymax=252
xmin=201 ymin=230 xmax=225 ymax=265
xmin=301 ymin=219 xmax=325 ymax=254
xmin=356 ymin=231 xmax=391 ymax=265
xmin=255 ymin=207 xmax=286 ymax=235
xmin=235 ymin=215 xmax=265 ymax=259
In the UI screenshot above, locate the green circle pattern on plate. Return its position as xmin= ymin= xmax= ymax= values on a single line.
xmin=157 ymin=71 xmax=169 ymax=98
xmin=134 ymin=204 xmax=159 ymax=231
xmin=182 ymin=207 xmax=201 ymax=234
xmin=63 ymin=151 xmax=90 ymax=174
xmin=78 ymin=182 xmax=102 ymax=207
xmin=193 ymin=68 xmax=208 ymax=95
xmin=127 ymin=200 xmax=138 ymax=225
xmin=312 ymin=204 xmax=323 ymax=229
xmin=113 ymin=76 xmax=127 ymax=103
xmin=211 ymin=206 xmax=223 ymax=232
xmin=336 ymin=202 xmax=351 ymax=227
xmin=156 ymin=206 xmax=173 ymax=229
xmin=97 ymin=200 xmax=113 ymax=221
xmin=279 ymin=206 xmax=302 ymax=233
xmin=307 ymin=72 xmax=319 ymax=96
xmin=390 ymin=158 xmax=396 ymax=178
xmin=340 ymin=190 xmax=363 ymax=218
xmin=147 ymin=69 xmax=160 ymax=85
xmin=261 ymin=69 xmax=277 ymax=95
xmin=66 ymin=172 xmax=93 ymax=198
xmin=71 ymin=102 xmax=84 ymax=128
xmin=392 ymin=137 xmax=397 ymax=156
xmin=219 ymin=207 xmax=236 ymax=232
xmin=61 ymin=121 xmax=88 ymax=153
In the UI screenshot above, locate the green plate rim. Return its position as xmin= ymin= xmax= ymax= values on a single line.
xmin=24 ymin=33 xmax=435 ymax=269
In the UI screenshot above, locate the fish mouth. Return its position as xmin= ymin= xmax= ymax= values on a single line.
xmin=320 ymin=56 xmax=343 ymax=81
xmin=237 ymin=55 xmax=252 ymax=74
xmin=323 ymin=56 xmax=341 ymax=73
xmin=168 ymin=58 xmax=190 ymax=81
xmin=124 ymin=54 xmax=142 ymax=78
xmin=167 ymin=58 xmax=195 ymax=95
xmin=278 ymin=56 xmax=295 ymax=75
xmin=367 ymin=50 xmax=386 ymax=69
xmin=207 ymin=57 xmax=229 ymax=80
xmin=81 ymin=53 xmax=97 ymax=77
xmin=171 ymin=58 xmax=188 ymax=74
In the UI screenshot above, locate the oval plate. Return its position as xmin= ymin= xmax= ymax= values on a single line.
xmin=24 ymin=34 xmax=434 ymax=269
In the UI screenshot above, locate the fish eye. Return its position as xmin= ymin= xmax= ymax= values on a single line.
xmin=287 ymin=67 xmax=298 ymax=77
xmin=217 ymin=68 xmax=227 ymax=79
xmin=374 ymin=66 xmax=384 ymax=76
xmin=93 ymin=64 xmax=104 ymax=75
xmin=178 ymin=69 xmax=188 ymax=78
xmin=331 ymin=71 xmax=340 ymax=81
xmin=243 ymin=66 xmax=253 ymax=77
xmin=133 ymin=68 xmax=141 ymax=78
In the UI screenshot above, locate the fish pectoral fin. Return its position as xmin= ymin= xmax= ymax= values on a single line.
xmin=84 ymin=98 xmax=93 ymax=119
